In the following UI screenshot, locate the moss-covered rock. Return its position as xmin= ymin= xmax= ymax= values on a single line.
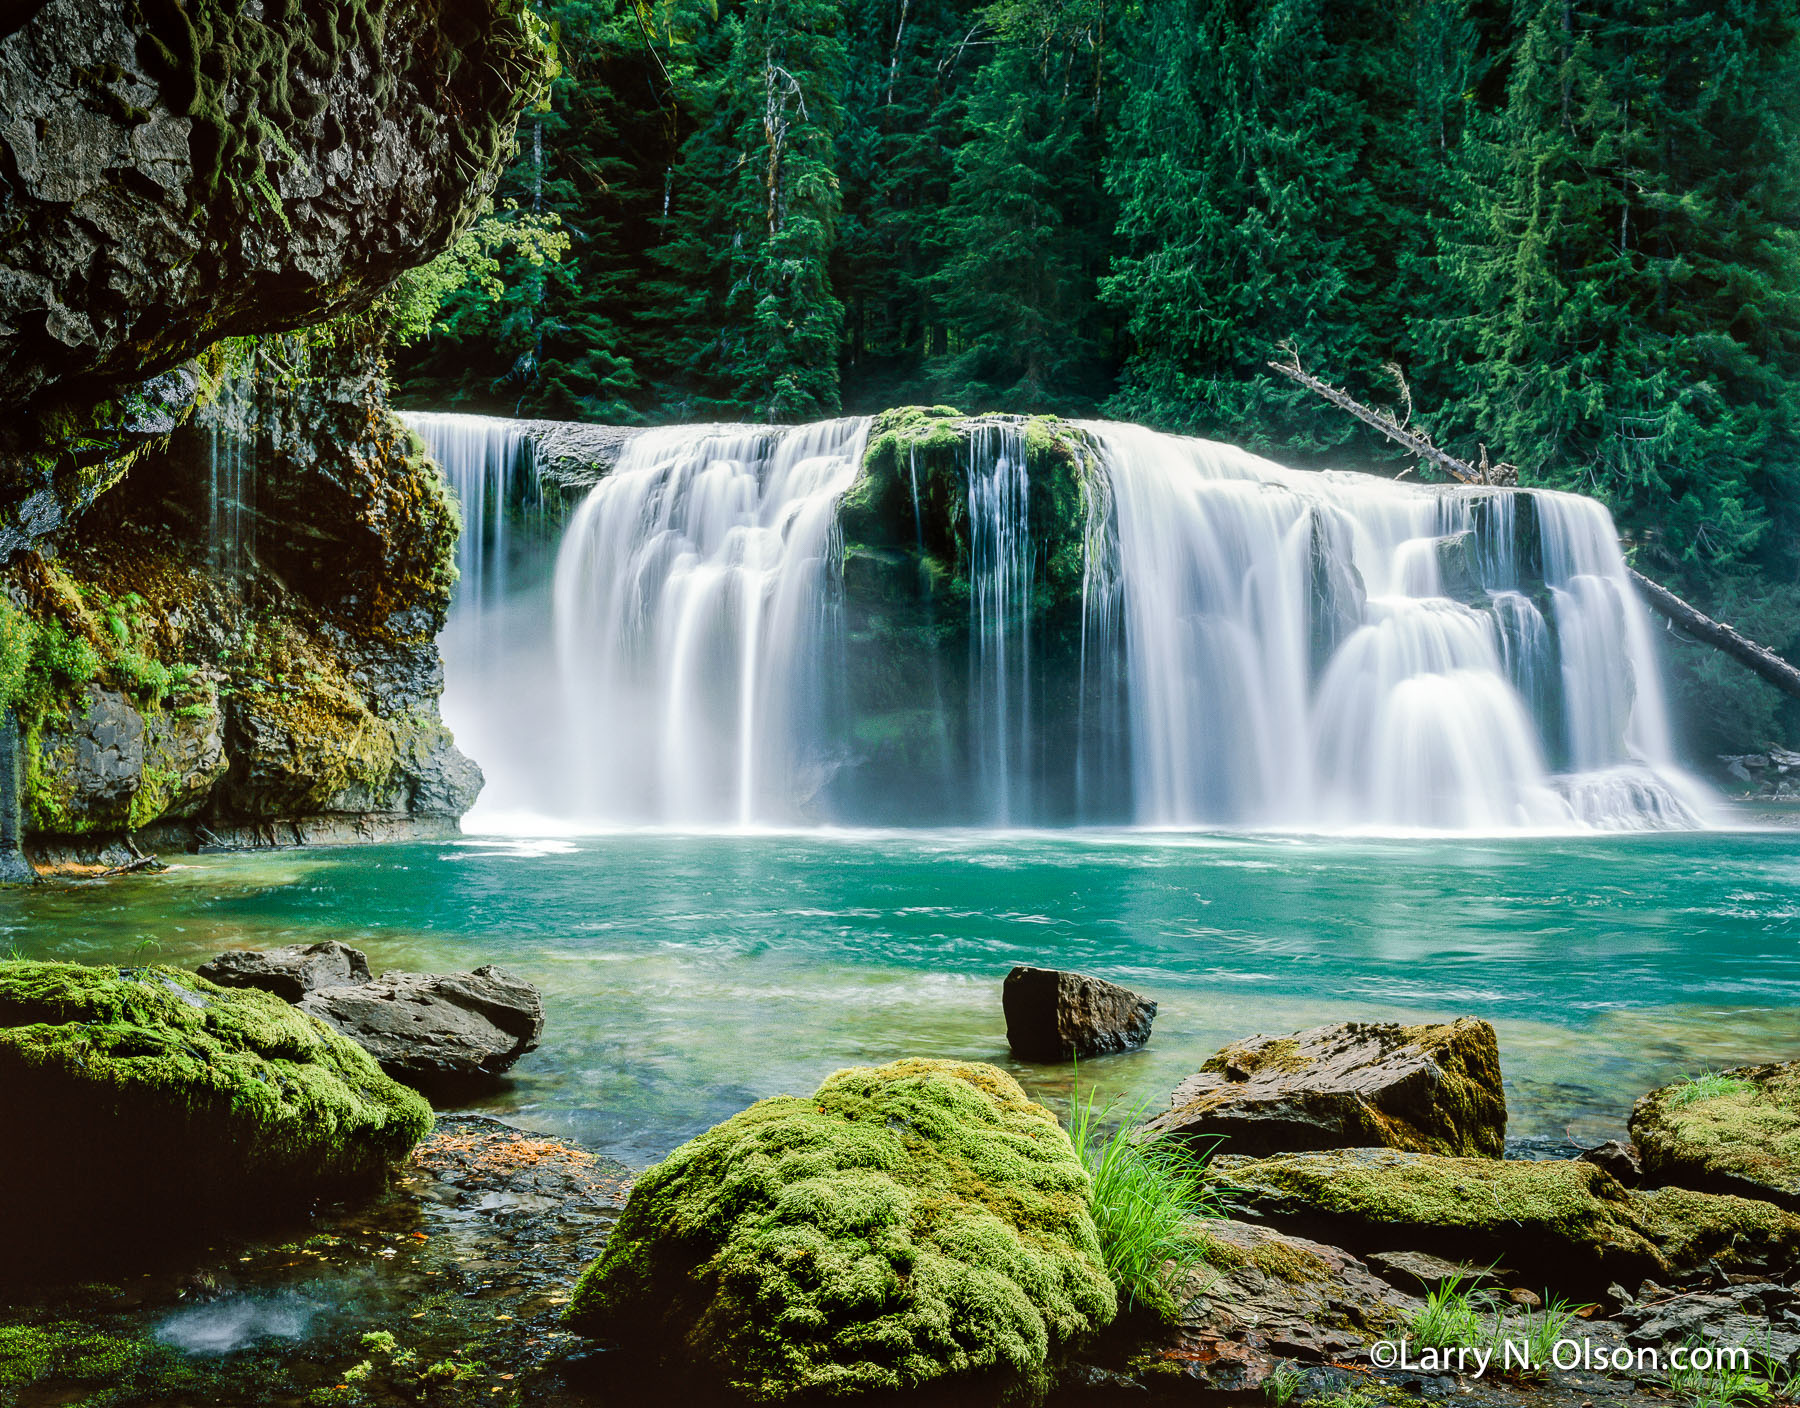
xmin=1630 ymin=1063 xmax=1800 ymax=1210
xmin=0 ymin=960 xmax=431 ymax=1252
xmin=1144 ymin=1019 xmax=1506 ymax=1159
xmin=1207 ymin=1147 xmax=1800 ymax=1294
xmin=831 ymin=410 xmax=1117 ymax=823
xmin=566 ymin=1058 xmax=1116 ymax=1402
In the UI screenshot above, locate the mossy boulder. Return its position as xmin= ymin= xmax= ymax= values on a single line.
xmin=1208 ymin=1147 xmax=1800 ymax=1294
xmin=1143 ymin=1019 xmax=1505 ymax=1159
xmin=1630 ymin=1064 xmax=1800 ymax=1210
xmin=566 ymin=1058 xmax=1116 ymax=1402
xmin=0 ymin=961 xmax=431 ymax=1251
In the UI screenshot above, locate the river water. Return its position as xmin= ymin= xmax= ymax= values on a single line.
xmin=10 ymin=824 xmax=1798 ymax=1163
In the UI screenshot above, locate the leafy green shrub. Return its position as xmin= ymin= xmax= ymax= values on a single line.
xmin=0 ymin=595 xmax=33 ymax=714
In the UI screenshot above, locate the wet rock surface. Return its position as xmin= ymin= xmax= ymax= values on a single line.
xmin=19 ymin=344 xmax=482 ymax=861
xmin=1615 ymin=1282 xmax=1800 ymax=1373
xmin=1145 ymin=1017 xmax=1507 ymax=1158
xmin=1003 ymin=965 xmax=1157 ymax=1061
xmin=198 ymin=941 xmax=374 ymax=1003
xmin=0 ymin=1115 xmax=633 ymax=1407
xmin=299 ymin=966 xmax=546 ymax=1084
xmin=1209 ymin=1145 xmax=1800 ymax=1293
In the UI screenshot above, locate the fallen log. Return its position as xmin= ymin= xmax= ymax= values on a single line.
xmin=1624 ymin=569 xmax=1800 ymax=703
xmin=1268 ymin=353 xmax=1800 ymax=705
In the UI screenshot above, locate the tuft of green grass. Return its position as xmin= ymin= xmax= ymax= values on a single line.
xmin=1408 ymin=1273 xmax=1585 ymax=1382
xmin=1263 ymin=1356 xmax=1306 ymax=1405
xmin=1410 ymin=1273 xmax=1492 ymax=1349
xmin=1667 ymin=1344 xmax=1775 ymax=1408
xmin=1069 ymin=1082 xmax=1218 ymax=1320
xmin=1668 ymin=1071 xmax=1759 ymax=1108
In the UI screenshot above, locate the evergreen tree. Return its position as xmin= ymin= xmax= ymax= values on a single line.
xmin=833 ymin=0 xmax=986 ymax=407
xmin=930 ymin=0 xmax=1118 ymax=411
xmin=1430 ymin=0 xmax=1800 ymax=746
xmin=1100 ymin=0 xmax=1420 ymax=460
xmin=647 ymin=0 xmax=851 ymax=419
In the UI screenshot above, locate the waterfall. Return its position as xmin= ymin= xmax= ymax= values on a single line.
xmin=207 ymin=374 xmax=258 ymax=584
xmin=408 ymin=410 xmax=1712 ymax=833
xmin=1080 ymin=423 xmax=1709 ymax=830
xmin=551 ymin=419 xmax=870 ymax=825
xmin=400 ymin=412 xmax=551 ymax=820
xmin=966 ymin=422 xmax=1035 ymax=824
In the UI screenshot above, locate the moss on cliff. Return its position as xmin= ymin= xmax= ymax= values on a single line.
xmin=0 ymin=961 xmax=431 ymax=1244
xmin=136 ymin=0 xmax=547 ymax=227
xmin=567 ymin=1058 xmax=1116 ymax=1401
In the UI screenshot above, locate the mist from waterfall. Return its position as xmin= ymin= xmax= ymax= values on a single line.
xmin=406 ymin=412 xmax=1712 ymax=833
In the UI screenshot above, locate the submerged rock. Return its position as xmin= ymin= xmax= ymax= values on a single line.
xmin=198 ymin=941 xmax=373 ymax=1003
xmin=565 ymin=1058 xmax=1115 ymax=1402
xmin=1630 ymin=1063 xmax=1800 ymax=1209
xmin=1143 ymin=1018 xmax=1505 ymax=1158
xmin=1002 ymin=966 xmax=1156 ymax=1061
xmin=0 ymin=961 xmax=430 ymax=1251
xmin=1208 ymin=1147 xmax=1800 ymax=1294
xmin=298 ymin=966 xmax=543 ymax=1084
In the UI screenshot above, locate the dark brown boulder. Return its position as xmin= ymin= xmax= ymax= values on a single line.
xmin=299 ymin=966 xmax=544 ymax=1085
xmin=1001 ymin=966 xmax=1156 ymax=1062
xmin=197 ymin=942 xmax=372 ymax=1004
xmin=1142 ymin=1018 xmax=1505 ymax=1158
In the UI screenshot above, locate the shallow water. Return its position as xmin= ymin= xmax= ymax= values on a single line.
xmin=9 ymin=825 xmax=1800 ymax=1161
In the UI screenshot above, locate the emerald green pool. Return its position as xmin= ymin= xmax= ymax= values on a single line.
xmin=9 ymin=825 xmax=1799 ymax=1162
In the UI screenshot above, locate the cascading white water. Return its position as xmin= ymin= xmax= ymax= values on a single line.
xmin=966 ymin=423 xmax=1035 ymax=824
xmin=400 ymin=412 xmax=551 ymax=818
xmin=207 ymin=374 xmax=258 ymax=584
xmin=1079 ymin=422 xmax=1710 ymax=830
xmin=410 ymin=410 xmax=1712 ymax=833
xmin=551 ymin=419 xmax=870 ymax=824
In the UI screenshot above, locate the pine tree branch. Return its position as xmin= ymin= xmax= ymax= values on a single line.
xmin=1268 ymin=349 xmax=1800 ymax=705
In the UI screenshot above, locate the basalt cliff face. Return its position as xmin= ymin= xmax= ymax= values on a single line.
xmin=0 ymin=0 xmax=542 ymax=873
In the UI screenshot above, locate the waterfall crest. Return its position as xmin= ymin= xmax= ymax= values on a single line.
xmin=406 ymin=411 xmax=1712 ymax=832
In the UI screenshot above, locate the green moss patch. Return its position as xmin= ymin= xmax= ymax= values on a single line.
xmin=0 ymin=961 xmax=431 ymax=1254
xmin=566 ymin=1058 xmax=1116 ymax=1402
xmin=1208 ymin=1146 xmax=1800 ymax=1293
xmin=1630 ymin=1063 xmax=1800 ymax=1209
